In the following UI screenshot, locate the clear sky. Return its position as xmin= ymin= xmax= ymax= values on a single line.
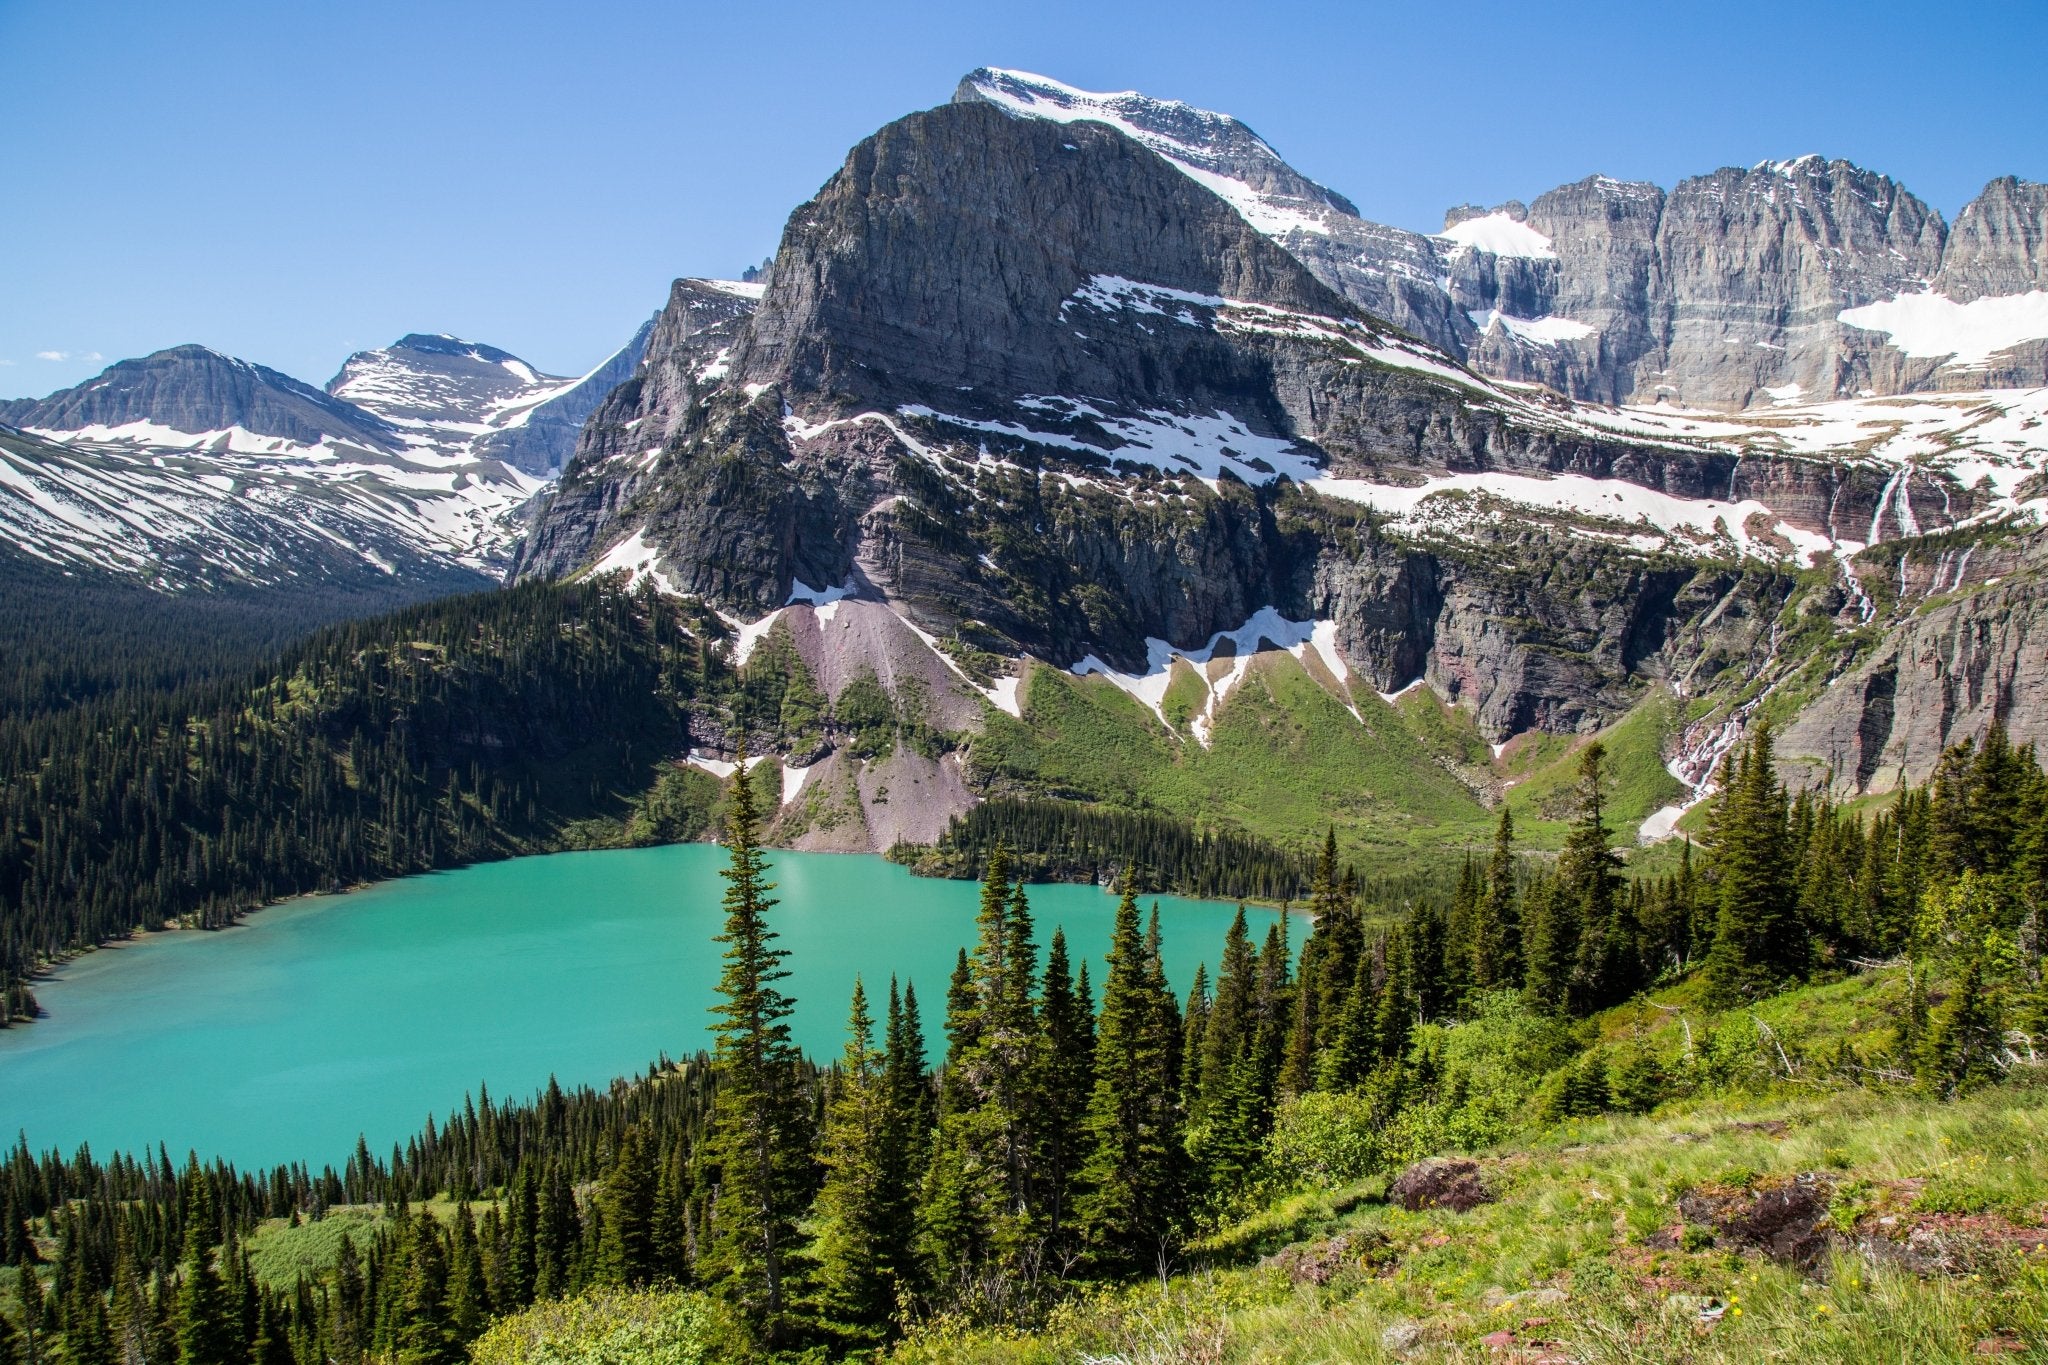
xmin=4 ymin=0 xmax=2043 ymax=399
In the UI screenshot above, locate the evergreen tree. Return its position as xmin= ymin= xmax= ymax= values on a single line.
xmin=393 ymin=1223 xmax=454 ymax=1365
xmin=1470 ymin=806 xmax=1520 ymax=990
xmin=1520 ymin=874 xmax=1574 ymax=1016
xmin=1919 ymin=951 xmax=2006 ymax=1097
xmin=809 ymin=979 xmax=897 ymax=1341
xmin=1704 ymin=723 xmax=1804 ymax=1003
xmin=696 ymin=744 xmax=811 ymax=1347
xmin=1073 ymin=883 xmax=1184 ymax=1275
xmin=445 ymin=1205 xmax=489 ymax=1340
xmin=1033 ymin=930 xmax=1093 ymax=1247
xmin=595 ymin=1126 xmax=657 ymax=1287
xmin=1556 ymin=742 xmax=1629 ymax=1014
xmin=174 ymin=1175 xmax=236 ymax=1365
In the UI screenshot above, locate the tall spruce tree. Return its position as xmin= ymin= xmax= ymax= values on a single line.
xmin=174 ymin=1171 xmax=235 ymax=1365
xmin=1073 ymin=883 xmax=1184 ymax=1275
xmin=595 ymin=1126 xmax=657 ymax=1287
xmin=809 ymin=979 xmax=897 ymax=1341
xmin=1471 ymin=806 xmax=1520 ymax=991
xmin=1703 ymin=723 xmax=1803 ymax=1003
xmin=696 ymin=742 xmax=810 ymax=1346
xmin=1556 ymin=743 xmax=1630 ymax=1014
xmin=1033 ymin=929 xmax=1093 ymax=1247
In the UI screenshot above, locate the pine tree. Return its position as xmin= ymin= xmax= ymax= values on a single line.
xmin=1704 ymin=723 xmax=1804 ymax=1004
xmin=595 ymin=1126 xmax=657 ymax=1287
xmin=394 ymin=1222 xmax=454 ymax=1365
xmin=250 ymin=1298 xmax=292 ymax=1365
xmin=809 ymin=979 xmax=896 ymax=1342
xmin=1470 ymin=806 xmax=1520 ymax=990
xmin=696 ymin=743 xmax=811 ymax=1346
xmin=1073 ymin=883 xmax=1184 ymax=1275
xmin=174 ymin=1174 xmax=236 ymax=1365
xmin=1520 ymin=873 xmax=1574 ymax=1017
xmin=916 ymin=852 xmax=1043 ymax=1296
xmin=1919 ymin=951 xmax=2006 ymax=1097
xmin=1557 ymin=742 xmax=1629 ymax=1014
xmin=1033 ymin=930 xmax=1093 ymax=1246
xmin=445 ymin=1205 xmax=490 ymax=1340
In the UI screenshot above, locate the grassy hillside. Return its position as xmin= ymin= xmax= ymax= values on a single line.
xmin=960 ymin=655 xmax=1690 ymax=875
xmin=887 ymin=966 xmax=2048 ymax=1364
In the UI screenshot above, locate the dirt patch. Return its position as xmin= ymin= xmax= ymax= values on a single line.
xmin=1677 ymin=1174 xmax=1833 ymax=1271
xmin=1391 ymin=1159 xmax=1495 ymax=1213
xmin=1262 ymin=1229 xmax=1393 ymax=1286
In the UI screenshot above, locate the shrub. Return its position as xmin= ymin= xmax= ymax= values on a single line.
xmin=467 ymin=1289 xmax=739 ymax=1365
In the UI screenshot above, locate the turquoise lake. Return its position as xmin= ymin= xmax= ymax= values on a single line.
xmin=0 ymin=845 xmax=1277 ymax=1170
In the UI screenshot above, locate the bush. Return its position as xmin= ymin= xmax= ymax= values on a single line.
xmin=1264 ymin=1085 xmax=1395 ymax=1187
xmin=467 ymin=1289 xmax=739 ymax=1365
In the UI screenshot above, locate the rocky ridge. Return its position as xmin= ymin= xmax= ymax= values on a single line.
xmin=957 ymin=70 xmax=2048 ymax=409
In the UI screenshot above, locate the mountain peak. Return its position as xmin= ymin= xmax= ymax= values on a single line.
xmin=0 ymin=345 xmax=398 ymax=449
xmin=952 ymin=67 xmax=1360 ymax=232
xmin=387 ymin=333 xmax=530 ymax=368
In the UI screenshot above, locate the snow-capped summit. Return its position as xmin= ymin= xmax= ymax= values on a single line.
xmin=328 ymin=327 xmax=654 ymax=477
xmin=955 ymin=67 xmax=1359 ymax=240
xmin=0 ymin=344 xmax=401 ymax=451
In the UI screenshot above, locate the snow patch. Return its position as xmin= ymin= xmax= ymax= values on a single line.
xmin=1311 ymin=471 xmax=1838 ymax=566
xmin=1070 ymin=607 xmax=1357 ymax=746
xmin=698 ymin=279 xmax=768 ymax=300
xmin=1437 ymin=213 xmax=1557 ymax=260
xmin=1839 ymin=291 xmax=2048 ymax=370
xmin=1471 ymin=311 xmax=1596 ymax=346
xmin=900 ymin=400 xmax=1320 ymax=488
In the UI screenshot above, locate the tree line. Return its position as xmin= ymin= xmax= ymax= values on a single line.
xmin=0 ymin=582 xmax=721 ymax=1021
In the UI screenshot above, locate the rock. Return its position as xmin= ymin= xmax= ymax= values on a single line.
xmin=1389 ymin=1158 xmax=1494 ymax=1213
xmin=1780 ymin=551 xmax=2048 ymax=792
xmin=1676 ymin=1176 xmax=1833 ymax=1271
xmin=1380 ymin=1321 xmax=1423 ymax=1353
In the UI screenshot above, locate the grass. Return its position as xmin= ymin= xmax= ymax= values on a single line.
xmin=893 ymin=963 xmax=2048 ymax=1363
xmin=244 ymin=1197 xmax=480 ymax=1291
xmin=1505 ymin=687 xmax=1686 ymax=844
xmin=969 ymin=653 xmax=1496 ymax=869
xmin=894 ymin=1080 xmax=2048 ymax=1363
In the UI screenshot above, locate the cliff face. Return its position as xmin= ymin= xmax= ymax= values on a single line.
xmin=505 ymin=82 xmax=2048 ymax=853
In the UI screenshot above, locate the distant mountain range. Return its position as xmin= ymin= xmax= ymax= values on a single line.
xmin=0 ymin=314 xmax=676 ymax=591
xmin=957 ymin=69 xmax=2048 ymax=408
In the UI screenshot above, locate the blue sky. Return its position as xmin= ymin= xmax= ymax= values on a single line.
xmin=4 ymin=0 xmax=2043 ymax=399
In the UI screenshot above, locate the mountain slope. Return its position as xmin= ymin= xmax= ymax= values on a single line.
xmin=0 ymin=346 xmax=545 ymax=586
xmin=0 ymin=344 xmax=401 ymax=448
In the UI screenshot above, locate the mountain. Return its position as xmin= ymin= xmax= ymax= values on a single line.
xmin=327 ymin=323 xmax=657 ymax=476
xmin=0 ymin=344 xmax=545 ymax=589
xmin=0 ymin=344 xmax=402 ymax=448
xmin=955 ymin=69 xmax=2048 ymax=409
xmin=506 ymin=83 xmax=2048 ymax=862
